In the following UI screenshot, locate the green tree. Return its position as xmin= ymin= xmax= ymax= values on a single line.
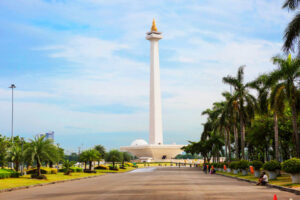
xmin=122 ymin=152 xmax=132 ymax=166
xmin=79 ymin=149 xmax=100 ymax=170
xmin=94 ymin=145 xmax=106 ymax=165
xmin=0 ymin=135 xmax=10 ymax=168
xmin=269 ymin=54 xmax=300 ymax=157
xmin=282 ymin=0 xmax=300 ymax=53
xmin=62 ymin=160 xmax=76 ymax=175
xmin=24 ymin=135 xmax=58 ymax=176
xmin=223 ymin=66 xmax=256 ymax=159
xmin=105 ymin=150 xmax=123 ymax=168
xmin=7 ymin=144 xmax=24 ymax=171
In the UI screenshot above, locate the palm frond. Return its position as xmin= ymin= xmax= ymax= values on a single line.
xmin=283 ymin=12 xmax=300 ymax=53
xmin=283 ymin=0 xmax=300 ymax=10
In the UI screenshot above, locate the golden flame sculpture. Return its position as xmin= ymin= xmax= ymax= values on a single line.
xmin=151 ymin=19 xmax=158 ymax=32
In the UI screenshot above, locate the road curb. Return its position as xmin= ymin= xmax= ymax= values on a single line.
xmin=215 ymin=173 xmax=300 ymax=195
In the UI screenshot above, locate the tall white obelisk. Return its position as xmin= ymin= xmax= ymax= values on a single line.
xmin=146 ymin=19 xmax=163 ymax=145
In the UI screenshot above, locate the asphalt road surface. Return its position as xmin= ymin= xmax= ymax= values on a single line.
xmin=0 ymin=167 xmax=298 ymax=200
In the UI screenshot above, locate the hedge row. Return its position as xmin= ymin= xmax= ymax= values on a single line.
xmin=0 ymin=169 xmax=20 ymax=179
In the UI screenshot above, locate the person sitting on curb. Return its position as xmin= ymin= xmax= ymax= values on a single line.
xmin=256 ymin=171 xmax=268 ymax=186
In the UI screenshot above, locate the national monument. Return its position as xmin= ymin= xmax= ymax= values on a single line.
xmin=120 ymin=20 xmax=183 ymax=161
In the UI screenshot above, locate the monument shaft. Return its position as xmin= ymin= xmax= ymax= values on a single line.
xmin=146 ymin=21 xmax=163 ymax=145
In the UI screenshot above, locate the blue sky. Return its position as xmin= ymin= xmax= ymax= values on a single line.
xmin=0 ymin=0 xmax=293 ymax=153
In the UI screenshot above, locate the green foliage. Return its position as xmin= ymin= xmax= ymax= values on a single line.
xmin=0 ymin=169 xmax=20 ymax=179
xmin=105 ymin=150 xmax=123 ymax=168
xmin=0 ymin=135 xmax=10 ymax=167
xmin=109 ymin=165 xmax=119 ymax=171
xmin=251 ymin=160 xmax=263 ymax=170
xmin=94 ymin=145 xmax=106 ymax=158
xmin=263 ymin=160 xmax=281 ymax=171
xmin=175 ymin=153 xmax=202 ymax=159
xmin=229 ymin=161 xmax=239 ymax=169
xmin=282 ymin=158 xmax=300 ymax=174
xmin=24 ymin=135 xmax=58 ymax=176
xmin=94 ymin=165 xmax=109 ymax=170
xmin=238 ymin=160 xmax=249 ymax=170
xmin=62 ymin=160 xmax=76 ymax=174
xmin=79 ymin=149 xmax=101 ymax=170
xmin=26 ymin=167 xmax=57 ymax=174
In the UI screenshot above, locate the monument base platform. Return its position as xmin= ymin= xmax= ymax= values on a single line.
xmin=120 ymin=144 xmax=183 ymax=161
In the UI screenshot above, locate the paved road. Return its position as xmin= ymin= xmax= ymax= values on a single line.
xmin=0 ymin=167 xmax=298 ymax=200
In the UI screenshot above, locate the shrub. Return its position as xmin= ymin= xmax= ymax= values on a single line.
xmin=94 ymin=165 xmax=109 ymax=170
xmin=72 ymin=167 xmax=83 ymax=172
xmin=31 ymin=174 xmax=47 ymax=179
xmin=251 ymin=160 xmax=263 ymax=170
xmin=109 ymin=166 xmax=119 ymax=171
xmin=59 ymin=167 xmax=83 ymax=173
xmin=229 ymin=161 xmax=239 ymax=170
xmin=282 ymin=158 xmax=300 ymax=174
xmin=125 ymin=162 xmax=133 ymax=167
xmin=0 ymin=169 xmax=20 ymax=179
xmin=83 ymin=169 xmax=96 ymax=173
xmin=120 ymin=166 xmax=126 ymax=169
xmin=263 ymin=160 xmax=281 ymax=171
xmin=26 ymin=167 xmax=56 ymax=174
xmin=238 ymin=160 xmax=249 ymax=170
xmin=50 ymin=168 xmax=58 ymax=174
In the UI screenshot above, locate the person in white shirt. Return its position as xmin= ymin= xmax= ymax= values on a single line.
xmin=257 ymin=172 xmax=268 ymax=185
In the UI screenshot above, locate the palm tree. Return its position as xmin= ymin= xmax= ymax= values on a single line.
xmin=80 ymin=149 xmax=100 ymax=170
xmin=223 ymin=66 xmax=256 ymax=159
xmin=24 ymin=135 xmax=58 ymax=176
xmin=269 ymin=54 xmax=300 ymax=157
xmin=122 ymin=152 xmax=132 ymax=167
xmin=94 ymin=145 xmax=106 ymax=165
xmin=105 ymin=150 xmax=123 ymax=168
xmin=270 ymin=83 xmax=286 ymax=161
xmin=7 ymin=144 xmax=23 ymax=171
xmin=282 ymin=0 xmax=300 ymax=53
xmin=62 ymin=160 xmax=76 ymax=175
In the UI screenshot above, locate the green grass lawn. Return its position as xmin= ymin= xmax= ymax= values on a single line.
xmin=216 ymin=171 xmax=300 ymax=189
xmin=0 ymin=172 xmax=104 ymax=190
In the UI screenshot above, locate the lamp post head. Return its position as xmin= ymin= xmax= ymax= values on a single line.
xmin=9 ymin=84 xmax=16 ymax=89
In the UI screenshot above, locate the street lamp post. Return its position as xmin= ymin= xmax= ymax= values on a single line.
xmin=9 ymin=84 xmax=16 ymax=170
xmin=9 ymin=84 xmax=16 ymax=142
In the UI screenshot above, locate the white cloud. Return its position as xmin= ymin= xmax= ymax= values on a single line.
xmin=0 ymin=0 xmax=294 ymax=149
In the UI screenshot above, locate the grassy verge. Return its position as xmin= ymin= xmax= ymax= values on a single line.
xmin=0 ymin=167 xmax=137 ymax=190
xmin=216 ymin=171 xmax=300 ymax=189
xmin=136 ymin=163 xmax=175 ymax=168
xmin=95 ymin=167 xmax=136 ymax=173
xmin=0 ymin=172 xmax=104 ymax=190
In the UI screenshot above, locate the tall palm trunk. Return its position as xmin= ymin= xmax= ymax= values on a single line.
xmin=273 ymin=112 xmax=279 ymax=161
xmin=227 ymin=127 xmax=231 ymax=162
xmin=291 ymin=101 xmax=300 ymax=157
xmin=224 ymin=129 xmax=228 ymax=161
xmin=233 ymin=125 xmax=239 ymax=159
xmin=239 ymin=113 xmax=246 ymax=159
xmin=89 ymin=161 xmax=92 ymax=170
xmin=36 ymin=159 xmax=41 ymax=176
